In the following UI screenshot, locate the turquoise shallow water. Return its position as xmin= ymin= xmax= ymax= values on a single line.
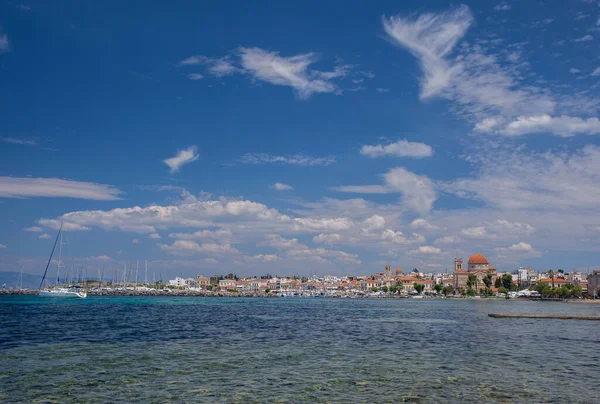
xmin=0 ymin=296 xmax=599 ymax=403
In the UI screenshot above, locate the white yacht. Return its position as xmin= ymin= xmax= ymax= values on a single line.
xmin=39 ymin=288 xmax=87 ymax=299
xmin=38 ymin=221 xmax=87 ymax=299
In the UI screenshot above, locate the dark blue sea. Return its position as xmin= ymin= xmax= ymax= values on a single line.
xmin=1 ymin=296 xmax=599 ymax=403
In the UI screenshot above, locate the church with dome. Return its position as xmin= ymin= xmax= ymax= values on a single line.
xmin=452 ymin=254 xmax=497 ymax=292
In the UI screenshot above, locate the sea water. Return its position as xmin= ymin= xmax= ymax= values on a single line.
xmin=0 ymin=296 xmax=599 ymax=403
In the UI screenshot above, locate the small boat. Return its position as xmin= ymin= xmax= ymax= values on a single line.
xmin=38 ymin=221 xmax=87 ymax=299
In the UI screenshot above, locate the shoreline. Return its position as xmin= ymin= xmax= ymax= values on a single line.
xmin=1 ymin=289 xmax=599 ymax=302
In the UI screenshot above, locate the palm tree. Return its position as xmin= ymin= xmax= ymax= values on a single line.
xmin=547 ymin=270 xmax=555 ymax=289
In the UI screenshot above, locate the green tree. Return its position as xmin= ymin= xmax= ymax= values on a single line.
xmin=442 ymin=285 xmax=454 ymax=296
xmin=498 ymin=287 xmax=508 ymax=296
xmin=467 ymin=274 xmax=477 ymax=292
xmin=265 ymin=288 xmax=271 ymax=294
xmin=494 ymin=277 xmax=502 ymax=288
xmin=389 ymin=285 xmax=397 ymax=294
xmin=381 ymin=286 xmax=388 ymax=293
xmin=371 ymin=287 xmax=379 ymax=293
xmin=533 ymin=281 xmax=548 ymax=294
xmin=483 ymin=274 xmax=493 ymax=289
xmin=414 ymin=283 xmax=425 ymax=294
xmin=502 ymin=274 xmax=514 ymax=291
xmin=434 ymin=283 xmax=443 ymax=294
xmin=395 ymin=280 xmax=404 ymax=291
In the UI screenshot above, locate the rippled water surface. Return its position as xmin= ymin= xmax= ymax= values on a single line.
xmin=1 ymin=296 xmax=599 ymax=403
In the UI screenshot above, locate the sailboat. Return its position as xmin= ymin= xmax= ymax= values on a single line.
xmin=38 ymin=221 xmax=87 ymax=299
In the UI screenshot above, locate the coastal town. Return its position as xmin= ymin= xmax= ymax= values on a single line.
xmin=7 ymin=253 xmax=594 ymax=299
xmin=157 ymin=253 xmax=597 ymax=298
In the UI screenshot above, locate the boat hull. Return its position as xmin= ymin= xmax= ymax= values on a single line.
xmin=38 ymin=289 xmax=87 ymax=299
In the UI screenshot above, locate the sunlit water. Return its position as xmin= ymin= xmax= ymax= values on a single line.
xmin=1 ymin=296 xmax=599 ymax=403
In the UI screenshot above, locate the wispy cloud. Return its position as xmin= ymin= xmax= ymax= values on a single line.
xmin=38 ymin=233 xmax=51 ymax=240
xmin=360 ymin=139 xmax=433 ymax=158
xmin=0 ymin=31 xmax=9 ymax=54
xmin=240 ymin=153 xmax=335 ymax=166
xmin=271 ymin=183 xmax=294 ymax=191
xmin=186 ymin=73 xmax=204 ymax=80
xmin=1 ymin=137 xmax=37 ymax=146
xmin=574 ymin=34 xmax=593 ymax=42
xmin=494 ymin=2 xmax=511 ymax=11
xmin=178 ymin=56 xmax=240 ymax=77
xmin=24 ymin=226 xmax=42 ymax=232
xmin=0 ymin=244 xmax=5 ymax=249
xmin=163 ymin=146 xmax=199 ymax=173
xmin=238 ymin=47 xmax=348 ymax=99
xmin=382 ymin=5 xmax=600 ymax=138
xmin=178 ymin=47 xmax=356 ymax=99
xmin=0 ymin=177 xmax=122 ymax=200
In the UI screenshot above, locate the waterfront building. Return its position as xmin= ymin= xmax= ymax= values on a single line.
xmin=167 ymin=277 xmax=189 ymax=288
xmin=219 ymin=279 xmax=237 ymax=290
xmin=453 ymin=254 xmax=497 ymax=293
xmin=196 ymin=275 xmax=210 ymax=288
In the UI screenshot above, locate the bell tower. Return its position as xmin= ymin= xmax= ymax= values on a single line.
xmin=454 ymin=258 xmax=463 ymax=271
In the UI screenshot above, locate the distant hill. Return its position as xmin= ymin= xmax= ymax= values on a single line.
xmin=0 ymin=272 xmax=43 ymax=290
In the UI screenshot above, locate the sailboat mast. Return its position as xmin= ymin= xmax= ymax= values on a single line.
xmin=145 ymin=260 xmax=148 ymax=285
xmin=56 ymin=223 xmax=64 ymax=285
xmin=135 ymin=259 xmax=139 ymax=290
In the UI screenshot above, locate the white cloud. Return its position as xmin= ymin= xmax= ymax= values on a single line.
xmin=0 ymin=244 xmax=5 ymax=249
xmin=163 ymin=146 xmax=199 ymax=173
xmin=574 ymin=35 xmax=593 ymax=42
xmin=238 ymin=47 xmax=347 ymax=99
xmin=494 ymin=242 xmax=541 ymax=260
xmin=569 ymin=68 xmax=580 ymax=74
xmin=591 ymin=67 xmax=600 ymax=76
xmin=460 ymin=226 xmax=493 ymax=239
xmin=148 ymin=233 xmax=161 ymax=239
xmin=38 ymin=199 xmax=291 ymax=234
xmin=383 ymin=168 xmax=437 ymax=214
xmin=313 ymin=233 xmax=342 ymax=244
xmin=168 ymin=229 xmax=232 ymax=240
xmin=448 ymin=145 xmax=600 ymax=211
xmin=132 ymin=239 xmax=140 ymax=244
xmin=187 ymin=73 xmax=204 ymax=80
xmin=37 ymin=220 xmax=91 ymax=231
xmin=0 ymin=32 xmax=9 ymax=54
xmin=240 ymin=153 xmax=335 ymax=166
xmin=24 ymin=226 xmax=43 ymax=232
xmin=363 ymin=215 xmax=386 ymax=230
xmin=409 ymin=218 xmax=438 ymax=230
xmin=250 ymin=254 xmax=280 ymax=262
xmin=0 ymin=177 xmax=122 ymax=200
xmin=271 ymin=183 xmax=294 ymax=191
xmin=501 ymin=115 xmax=600 ymax=137
xmin=333 ymin=167 xmax=437 ymax=214
xmin=376 ymin=88 xmax=390 ymax=93
xmin=434 ymin=235 xmax=460 ymax=245
xmin=38 ymin=234 xmax=51 ymax=239
xmin=259 ymin=234 xmax=302 ymax=250
xmin=412 ymin=245 xmax=441 ymax=254
xmin=293 ymin=218 xmax=354 ymax=232
xmin=160 ymin=240 xmax=238 ymax=256
xmin=360 ymin=139 xmax=433 ymax=158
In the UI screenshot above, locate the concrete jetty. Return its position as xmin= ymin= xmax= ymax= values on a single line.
xmin=489 ymin=313 xmax=600 ymax=320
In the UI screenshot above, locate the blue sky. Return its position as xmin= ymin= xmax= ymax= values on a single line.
xmin=1 ymin=0 xmax=600 ymax=278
